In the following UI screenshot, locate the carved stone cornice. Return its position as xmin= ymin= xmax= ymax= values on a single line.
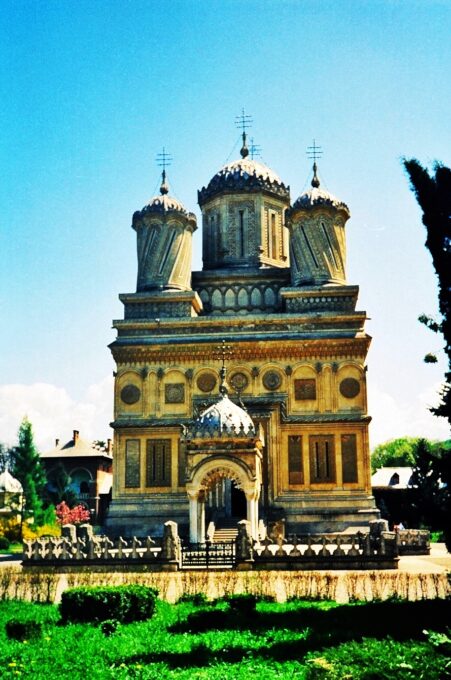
xmin=110 ymin=336 xmax=371 ymax=364
xmin=280 ymin=412 xmax=371 ymax=424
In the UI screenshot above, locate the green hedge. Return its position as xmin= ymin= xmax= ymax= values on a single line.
xmin=6 ymin=619 xmax=43 ymax=641
xmin=60 ymin=585 xmax=158 ymax=624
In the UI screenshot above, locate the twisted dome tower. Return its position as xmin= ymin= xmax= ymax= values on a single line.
xmin=132 ymin=169 xmax=197 ymax=292
xmin=287 ymin=161 xmax=350 ymax=286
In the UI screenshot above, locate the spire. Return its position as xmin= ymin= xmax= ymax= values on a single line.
xmin=307 ymin=139 xmax=323 ymax=188
xmin=156 ymin=147 xmax=172 ymax=195
xmin=235 ymin=108 xmax=253 ymax=159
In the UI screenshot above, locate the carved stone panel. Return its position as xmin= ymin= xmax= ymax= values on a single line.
xmin=339 ymin=378 xmax=360 ymax=398
xmin=294 ymin=379 xmax=316 ymax=400
xmin=262 ymin=370 xmax=282 ymax=391
xmin=125 ymin=439 xmax=140 ymax=488
xmin=120 ymin=384 xmax=141 ymax=405
xmin=165 ymin=383 xmax=185 ymax=404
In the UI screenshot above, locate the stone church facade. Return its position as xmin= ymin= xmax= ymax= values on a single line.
xmin=106 ymin=140 xmax=379 ymax=539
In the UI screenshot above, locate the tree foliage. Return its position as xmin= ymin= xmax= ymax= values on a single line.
xmin=371 ymin=437 xmax=420 ymax=473
xmin=10 ymin=418 xmax=46 ymax=524
xmin=403 ymin=158 xmax=451 ymax=423
xmin=0 ymin=443 xmax=13 ymax=474
xmin=45 ymin=462 xmax=78 ymax=508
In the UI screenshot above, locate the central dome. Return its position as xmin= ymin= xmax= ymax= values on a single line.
xmin=197 ymin=393 xmax=255 ymax=435
xmin=198 ymin=157 xmax=290 ymax=206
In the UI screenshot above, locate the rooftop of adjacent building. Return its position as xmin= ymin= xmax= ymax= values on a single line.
xmin=41 ymin=430 xmax=113 ymax=459
xmin=0 ymin=470 xmax=23 ymax=493
xmin=371 ymin=467 xmax=415 ymax=488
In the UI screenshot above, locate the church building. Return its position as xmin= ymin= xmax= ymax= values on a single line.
xmin=106 ymin=127 xmax=379 ymax=540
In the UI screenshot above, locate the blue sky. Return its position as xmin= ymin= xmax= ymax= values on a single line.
xmin=1 ymin=0 xmax=450 ymax=449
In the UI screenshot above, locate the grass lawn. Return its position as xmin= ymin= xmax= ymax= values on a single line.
xmin=0 ymin=597 xmax=449 ymax=679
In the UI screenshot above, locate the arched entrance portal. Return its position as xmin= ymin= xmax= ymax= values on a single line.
xmin=206 ymin=478 xmax=247 ymax=522
xmin=186 ymin=458 xmax=260 ymax=543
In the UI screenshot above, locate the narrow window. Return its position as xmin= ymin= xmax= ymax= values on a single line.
xmin=146 ymin=439 xmax=171 ymax=487
xmin=271 ymin=213 xmax=277 ymax=259
xmin=309 ymin=436 xmax=335 ymax=483
xmin=239 ymin=210 xmax=245 ymax=257
xmin=158 ymin=231 xmax=176 ymax=274
xmin=301 ymin=226 xmax=319 ymax=267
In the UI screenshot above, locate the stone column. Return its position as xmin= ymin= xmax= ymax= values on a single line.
xmin=245 ymin=488 xmax=259 ymax=540
xmin=198 ymin=493 xmax=206 ymax=543
xmin=188 ymin=491 xmax=199 ymax=543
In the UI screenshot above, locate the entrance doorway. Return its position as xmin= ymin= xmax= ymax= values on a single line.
xmin=231 ymin=484 xmax=246 ymax=518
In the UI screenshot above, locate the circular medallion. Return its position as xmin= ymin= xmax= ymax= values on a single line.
xmin=120 ymin=384 xmax=141 ymax=405
xmin=230 ymin=372 xmax=249 ymax=392
xmin=339 ymin=378 xmax=360 ymax=398
xmin=263 ymin=370 xmax=282 ymax=391
xmin=196 ymin=372 xmax=217 ymax=393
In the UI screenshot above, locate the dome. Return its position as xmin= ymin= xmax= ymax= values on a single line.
xmin=136 ymin=193 xmax=191 ymax=217
xmin=198 ymin=157 xmax=290 ymax=206
xmin=133 ymin=170 xmax=196 ymax=224
xmin=197 ymin=393 xmax=256 ymax=436
xmin=292 ymin=186 xmax=350 ymax=215
xmin=0 ymin=471 xmax=23 ymax=493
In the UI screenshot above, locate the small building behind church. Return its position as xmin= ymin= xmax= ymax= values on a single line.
xmin=106 ymin=126 xmax=379 ymax=539
xmin=41 ymin=430 xmax=113 ymax=524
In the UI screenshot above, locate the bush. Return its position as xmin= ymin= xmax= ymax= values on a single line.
xmin=6 ymin=619 xmax=43 ymax=641
xmin=0 ymin=536 xmax=10 ymax=550
xmin=100 ymin=618 xmax=119 ymax=636
xmin=0 ymin=517 xmax=21 ymax=543
xmin=177 ymin=592 xmax=209 ymax=606
xmin=222 ymin=593 xmax=259 ymax=614
xmin=22 ymin=523 xmax=61 ymax=541
xmin=60 ymin=585 xmax=159 ymax=624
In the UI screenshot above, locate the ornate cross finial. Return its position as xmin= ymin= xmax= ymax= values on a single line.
xmin=214 ymin=340 xmax=233 ymax=395
xmin=307 ymin=139 xmax=323 ymax=188
xmin=156 ymin=147 xmax=172 ymax=195
xmin=235 ymin=108 xmax=253 ymax=159
xmin=250 ymin=137 xmax=261 ymax=160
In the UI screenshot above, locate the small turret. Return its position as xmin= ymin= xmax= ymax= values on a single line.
xmin=287 ymin=146 xmax=350 ymax=286
xmin=132 ymin=150 xmax=197 ymax=292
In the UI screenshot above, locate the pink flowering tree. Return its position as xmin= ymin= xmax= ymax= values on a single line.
xmin=56 ymin=501 xmax=90 ymax=526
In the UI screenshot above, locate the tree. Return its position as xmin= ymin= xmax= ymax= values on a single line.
xmin=0 ymin=443 xmax=13 ymax=474
xmin=371 ymin=437 xmax=420 ymax=473
xmin=44 ymin=462 xmax=78 ymax=508
xmin=10 ymin=418 xmax=46 ymax=525
xmin=403 ymin=159 xmax=451 ymax=424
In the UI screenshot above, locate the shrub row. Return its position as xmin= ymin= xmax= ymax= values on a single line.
xmin=60 ymin=585 xmax=158 ymax=624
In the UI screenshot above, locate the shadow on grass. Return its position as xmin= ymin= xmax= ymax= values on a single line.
xmin=114 ymin=599 xmax=451 ymax=670
xmin=170 ymin=599 xmax=450 ymax=638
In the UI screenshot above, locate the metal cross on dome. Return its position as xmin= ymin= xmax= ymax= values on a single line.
xmin=156 ymin=147 xmax=172 ymax=195
xmin=214 ymin=339 xmax=233 ymax=370
xmin=235 ymin=108 xmax=253 ymax=158
xmin=214 ymin=340 xmax=233 ymax=395
xmin=307 ymin=139 xmax=323 ymax=188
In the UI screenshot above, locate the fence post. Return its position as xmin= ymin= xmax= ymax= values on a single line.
xmin=161 ymin=521 xmax=181 ymax=571
xmin=235 ymin=519 xmax=254 ymax=570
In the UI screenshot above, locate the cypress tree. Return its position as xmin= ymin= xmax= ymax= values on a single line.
xmin=403 ymin=159 xmax=451 ymax=424
xmin=11 ymin=418 xmax=46 ymax=524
